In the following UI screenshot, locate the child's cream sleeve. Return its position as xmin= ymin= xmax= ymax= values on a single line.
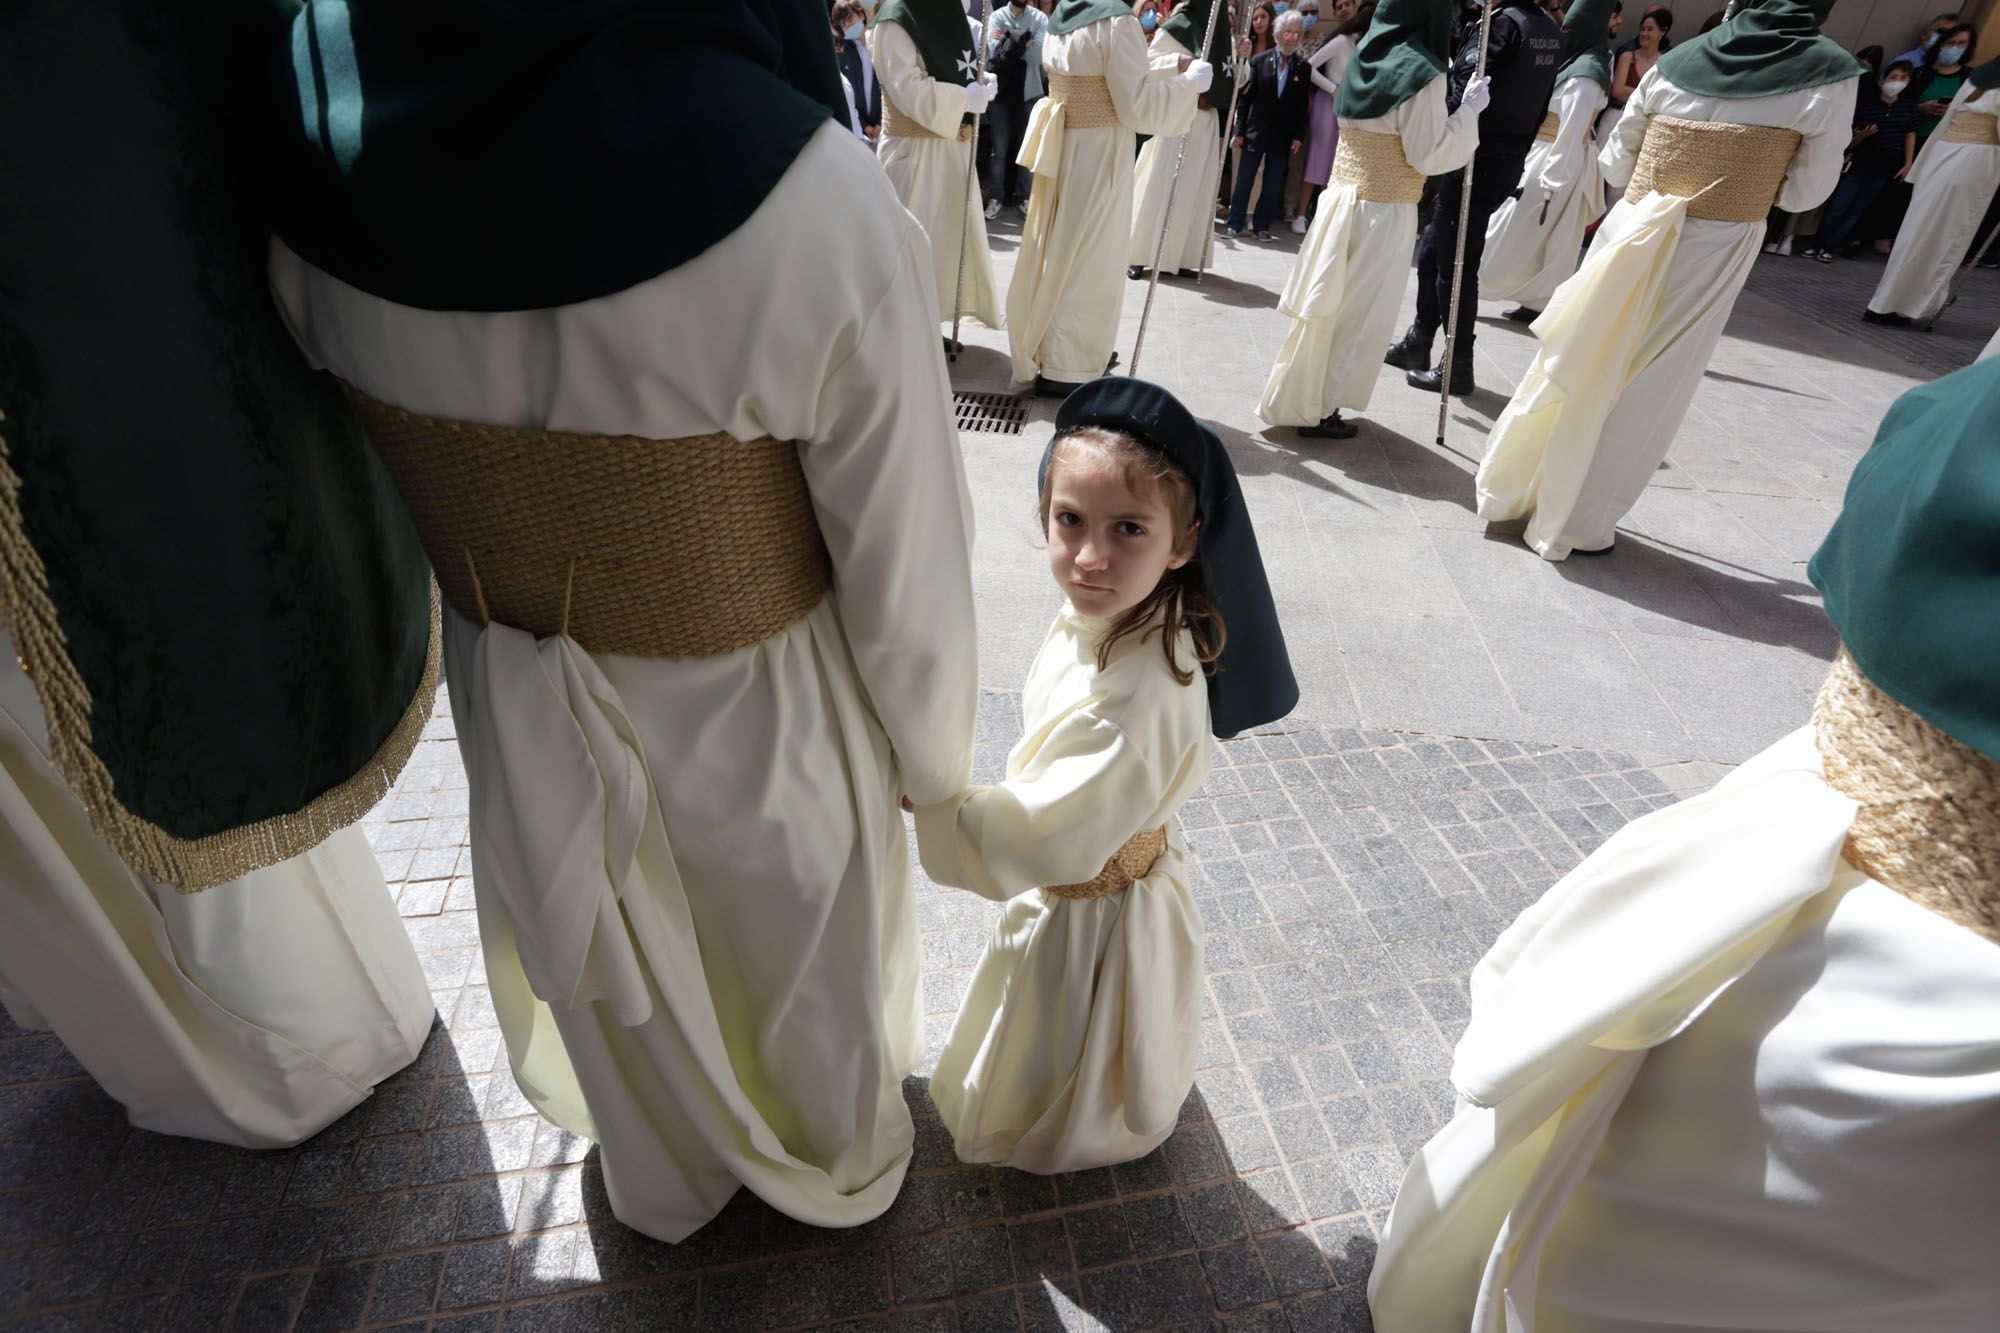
xmin=913 ymin=707 xmax=1200 ymax=903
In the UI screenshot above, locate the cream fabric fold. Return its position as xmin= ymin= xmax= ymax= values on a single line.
xmin=0 ymin=647 xmax=431 ymax=1149
xmin=1007 ymin=16 xmax=1201 ymax=384
xmin=918 ymin=606 xmax=1211 ymax=1173
xmin=872 ymin=19 xmax=1004 ymax=328
xmin=1483 ymin=76 xmax=1610 ymax=310
xmin=1259 ymin=73 xmax=1478 ymax=425
xmin=1369 ymin=726 xmax=1860 ymax=1330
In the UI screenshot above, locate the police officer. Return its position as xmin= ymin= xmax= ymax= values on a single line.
xmin=1385 ymin=0 xmax=1563 ymax=394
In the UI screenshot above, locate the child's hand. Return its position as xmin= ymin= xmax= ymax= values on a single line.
xmin=900 ymin=795 xmax=915 ymax=813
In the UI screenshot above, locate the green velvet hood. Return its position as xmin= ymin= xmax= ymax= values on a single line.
xmin=1654 ymin=0 xmax=1862 ymax=99
xmin=1809 ymin=359 xmax=2000 ymax=762
xmin=876 ymin=0 xmax=978 ymax=84
xmin=1555 ymin=0 xmax=1619 ymax=90
xmin=0 ymin=0 xmax=437 ymax=889
xmin=1162 ymin=0 xmax=1236 ymax=108
xmin=1337 ymin=0 xmax=1453 ymax=121
xmin=267 ymin=0 xmax=846 ymax=313
xmin=1050 ymin=0 xmax=1139 ymax=36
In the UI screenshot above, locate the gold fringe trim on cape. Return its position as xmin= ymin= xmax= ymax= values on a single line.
xmin=0 ymin=408 xmax=441 ymax=892
xmin=1813 ymin=648 xmax=2000 ymax=947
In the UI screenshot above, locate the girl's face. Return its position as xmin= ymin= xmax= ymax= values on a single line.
xmin=1046 ymin=445 xmax=1193 ymax=623
xmin=1639 ymin=15 xmax=1661 ymax=47
xmin=1253 ymin=8 xmax=1271 ymax=34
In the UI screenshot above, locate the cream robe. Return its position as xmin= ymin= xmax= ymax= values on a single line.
xmin=1258 ymin=74 xmax=1479 ymax=426
xmin=1867 ymin=83 xmax=2000 ymax=322
xmin=1482 ymin=75 xmax=1610 ymax=311
xmin=871 ymin=19 xmax=1004 ymax=329
xmin=271 ymin=123 xmax=979 ymax=1242
xmin=1474 ymin=69 xmax=1855 ymax=560
xmin=0 ymin=645 xmax=431 ymax=1149
xmin=1007 ymin=14 xmax=1201 ymax=384
xmin=916 ymin=606 xmax=1212 ymax=1174
xmin=1128 ymin=31 xmax=1223 ymax=272
xmin=1369 ymin=726 xmax=2000 ymax=1331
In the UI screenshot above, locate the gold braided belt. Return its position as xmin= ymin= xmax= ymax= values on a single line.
xmin=343 ymin=388 xmax=832 ymax=660
xmin=1534 ymin=110 xmax=1561 ymax=143
xmin=1813 ymin=649 xmax=2000 ymax=948
xmin=1044 ymin=826 xmax=1170 ymax=901
xmin=1943 ymin=111 xmax=2000 ymax=146
xmin=1624 ymin=115 xmax=1802 ymax=222
xmin=1331 ymin=129 xmax=1426 ymax=204
xmin=883 ymin=97 xmax=974 ymax=143
xmin=1048 ymin=72 xmax=1120 ymax=129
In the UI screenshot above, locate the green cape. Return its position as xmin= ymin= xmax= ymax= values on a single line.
xmin=0 ymin=0 xmax=437 ymax=889
xmin=1162 ymin=0 xmax=1235 ymax=109
xmin=1336 ymin=0 xmax=1453 ymax=122
xmin=1050 ymin=0 xmax=1139 ymax=36
xmin=1654 ymin=0 xmax=1861 ymax=99
xmin=1554 ymin=0 xmax=1618 ymax=91
xmin=268 ymin=0 xmax=846 ymax=313
xmin=876 ymin=0 xmax=977 ymax=85
xmin=1809 ymin=359 xmax=2000 ymax=763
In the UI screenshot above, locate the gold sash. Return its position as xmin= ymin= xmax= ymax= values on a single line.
xmin=1624 ymin=115 xmax=1802 ymax=222
xmin=343 ymin=389 xmax=832 ymax=660
xmin=1047 ymin=72 xmax=1120 ymax=129
xmin=1943 ymin=111 xmax=2000 ymax=146
xmin=883 ymin=96 xmax=974 ymax=143
xmin=1044 ymin=826 xmax=1170 ymax=900
xmin=1330 ymin=129 xmax=1426 ymax=204
xmin=1534 ymin=110 xmax=1560 ymax=143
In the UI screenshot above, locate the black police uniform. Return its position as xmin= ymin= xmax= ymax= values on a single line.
xmin=1387 ymin=0 xmax=1563 ymax=391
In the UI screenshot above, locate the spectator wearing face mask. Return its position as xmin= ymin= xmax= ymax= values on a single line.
xmin=985 ymin=0 xmax=1049 ymax=215
xmin=835 ymin=2 xmax=884 ymax=140
xmin=1914 ymin=21 xmax=1977 ymax=141
xmin=1867 ymin=53 xmax=2000 ymax=325
xmin=1227 ymin=10 xmax=1314 ymax=238
xmin=1894 ymin=12 xmax=1959 ymax=68
xmin=1799 ymin=60 xmax=1921 ymax=260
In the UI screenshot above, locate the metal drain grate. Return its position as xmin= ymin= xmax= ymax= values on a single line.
xmin=953 ymin=390 xmax=1030 ymax=436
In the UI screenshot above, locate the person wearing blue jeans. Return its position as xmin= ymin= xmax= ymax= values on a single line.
xmin=1803 ymin=62 xmax=1921 ymax=259
xmin=1228 ymin=11 xmax=1312 ymax=237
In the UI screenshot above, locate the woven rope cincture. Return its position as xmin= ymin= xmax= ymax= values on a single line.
xmin=1048 ymin=73 xmax=1121 ymax=128
xmin=1813 ymin=648 xmax=2000 ymax=947
xmin=1044 ymin=825 xmax=1170 ymax=900
xmin=1330 ymin=129 xmax=1427 ymax=203
xmin=1624 ymin=115 xmax=1802 ymax=222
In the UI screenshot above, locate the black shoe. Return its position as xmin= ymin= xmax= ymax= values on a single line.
xmin=1177 ymin=268 xmax=1201 ymax=279
xmin=1861 ymin=309 xmax=1912 ymax=327
xmin=1298 ymin=411 xmax=1359 ymax=440
xmin=1502 ymin=306 xmax=1540 ymax=324
xmin=1569 ymin=540 xmax=1614 ymax=556
xmin=1383 ymin=326 xmax=1434 ymax=372
xmin=1104 ymin=352 xmax=1120 ymax=373
xmin=1127 ymin=265 xmax=1148 ymax=281
xmin=1253 ymin=229 xmax=1275 ymax=242
xmin=1034 ymin=375 xmax=1076 ymax=399
xmin=1406 ymin=361 xmax=1475 ymax=397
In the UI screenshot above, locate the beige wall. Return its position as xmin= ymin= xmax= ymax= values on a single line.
xmin=1629 ymin=0 xmax=1992 ymax=58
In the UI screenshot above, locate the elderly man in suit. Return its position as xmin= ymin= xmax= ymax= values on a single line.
xmin=1226 ymin=8 xmax=1313 ymax=239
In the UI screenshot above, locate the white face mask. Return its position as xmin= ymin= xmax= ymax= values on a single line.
xmin=1939 ymin=43 xmax=1968 ymax=64
xmin=1881 ymin=78 xmax=1908 ymax=97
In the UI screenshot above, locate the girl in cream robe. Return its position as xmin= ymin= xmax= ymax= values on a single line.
xmin=1474 ymin=65 xmax=1854 ymax=559
xmin=1866 ymin=81 xmax=2000 ymax=323
xmin=1482 ymin=74 xmax=1610 ymax=314
xmin=871 ymin=18 xmax=1005 ymax=330
xmin=1008 ymin=12 xmax=1206 ymax=387
xmin=1257 ymin=72 xmax=1480 ymax=430
xmin=917 ymin=603 xmax=1212 ymax=1173
xmin=0 ymin=646 xmax=432 ymax=1149
xmin=1128 ymin=27 xmax=1223 ymax=275
xmin=271 ymin=121 xmax=980 ymax=1242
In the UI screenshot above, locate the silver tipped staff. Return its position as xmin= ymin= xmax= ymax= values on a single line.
xmin=1925 ymin=211 xmax=2000 ymax=332
xmin=1436 ymin=0 xmax=1496 ymax=445
xmin=1200 ymin=0 xmax=1254 ymax=281
xmin=1130 ymin=0 xmax=1229 ymax=377
xmin=950 ymin=0 xmax=994 ymax=361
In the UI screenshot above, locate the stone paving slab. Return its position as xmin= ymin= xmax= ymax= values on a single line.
xmin=0 ymin=693 xmax=1716 ymax=1333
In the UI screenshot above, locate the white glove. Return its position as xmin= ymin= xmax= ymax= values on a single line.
xmin=964 ymin=75 xmax=995 ymax=115
xmin=1188 ymin=59 xmax=1214 ymax=93
xmin=1459 ymin=74 xmax=1491 ymax=115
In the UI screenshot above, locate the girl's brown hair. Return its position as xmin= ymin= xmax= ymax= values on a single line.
xmin=1040 ymin=428 xmax=1227 ymax=685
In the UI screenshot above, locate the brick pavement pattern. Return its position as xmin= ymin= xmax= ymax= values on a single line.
xmin=0 ymin=691 xmax=1717 ymax=1332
